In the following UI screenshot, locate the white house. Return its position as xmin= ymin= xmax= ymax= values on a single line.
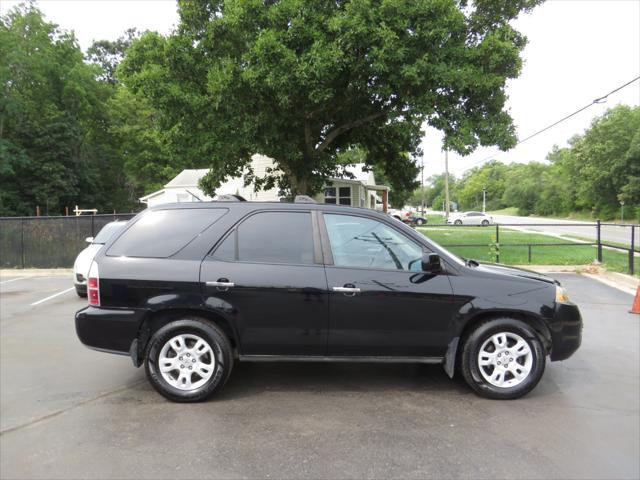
xmin=139 ymin=154 xmax=389 ymax=211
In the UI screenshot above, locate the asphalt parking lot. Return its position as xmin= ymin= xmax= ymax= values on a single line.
xmin=0 ymin=272 xmax=638 ymax=480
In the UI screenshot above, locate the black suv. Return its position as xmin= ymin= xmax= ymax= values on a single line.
xmin=75 ymin=199 xmax=582 ymax=402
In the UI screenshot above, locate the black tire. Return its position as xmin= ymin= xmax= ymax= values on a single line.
xmin=454 ymin=219 xmax=463 ymax=225
xmin=481 ymin=219 xmax=490 ymax=226
xmin=460 ymin=317 xmax=546 ymax=400
xmin=144 ymin=317 xmax=234 ymax=403
xmin=75 ymin=285 xmax=87 ymax=298
xmin=415 ymin=218 xmax=426 ymax=226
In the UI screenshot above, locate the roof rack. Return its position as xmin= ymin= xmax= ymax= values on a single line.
xmin=215 ymin=194 xmax=247 ymax=202
xmin=294 ymin=195 xmax=316 ymax=204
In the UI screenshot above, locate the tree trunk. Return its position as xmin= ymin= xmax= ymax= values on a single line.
xmin=289 ymin=173 xmax=311 ymax=196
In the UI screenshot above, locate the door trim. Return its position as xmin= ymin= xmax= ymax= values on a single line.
xmin=239 ymin=355 xmax=443 ymax=364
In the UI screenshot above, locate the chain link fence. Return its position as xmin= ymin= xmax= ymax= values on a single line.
xmin=0 ymin=214 xmax=136 ymax=269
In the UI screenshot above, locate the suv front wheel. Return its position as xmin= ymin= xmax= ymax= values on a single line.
xmin=460 ymin=318 xmax=546 ymax=399
xmin=145 ymin=318 xmax=233 ymax=402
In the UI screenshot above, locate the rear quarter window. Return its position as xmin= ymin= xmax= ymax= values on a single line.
xmin=107 ymin=208 xmax=227 ymax=258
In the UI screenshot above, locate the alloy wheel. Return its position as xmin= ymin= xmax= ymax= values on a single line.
xmin=478 ymin=332 xmax=533 ymax=388
xmin=158 ymin=334 xmax=215 ymax=391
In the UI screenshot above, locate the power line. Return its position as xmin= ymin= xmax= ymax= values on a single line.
xmin=461 ymin=75 xmax=640 ymax=172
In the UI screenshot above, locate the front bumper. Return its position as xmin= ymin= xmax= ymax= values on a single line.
xmin=75 ymin=306 xmax=147 ymax=354
xmin=549 ymin=302 xmax=583 ymax=361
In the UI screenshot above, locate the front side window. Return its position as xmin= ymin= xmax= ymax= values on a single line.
xmin=324 ymin=214 xmax=423 ymax=271
xmin=107 ymin=209 xmax=227 ymax=258
xmin=216 ymin=211 xmax=315 ymax=265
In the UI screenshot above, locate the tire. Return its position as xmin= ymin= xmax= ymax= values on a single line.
xmin=460 ymin=317 xmax=546 ymax=400
xmin=481 ymin=220 xmax=490 ymax=226
xmin=415 ymin=218 xmax=426 ymax=226
xmin=144 ymin=317 xmax=234 ymax=403
xmin=75 ymin=285 xmax=87 ymax=298
xmin=454 ymin=219 xmax=463 ymax=225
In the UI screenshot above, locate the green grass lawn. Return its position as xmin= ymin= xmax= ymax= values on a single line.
xmin=416 ymin=226 xmax=639 ymax=276
xmin=487 ymin=207 xmax=519 ymax=215
xmin=425 ymin=214 xmax=447 ymax=225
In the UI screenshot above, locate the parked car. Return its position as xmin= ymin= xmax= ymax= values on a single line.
xmin=73 ymin=221 xmax=127 ymax=297
xmin=388 ymin=208 xmax=427 ymax=226
xmin=75 ymin=200 xmax=582 ymax=402
xmin=447 ymin=211 xmax=493 ymax=226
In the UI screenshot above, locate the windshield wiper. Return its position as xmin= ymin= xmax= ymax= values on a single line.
xmin=465 ymin=258 xmax=480 ymax=267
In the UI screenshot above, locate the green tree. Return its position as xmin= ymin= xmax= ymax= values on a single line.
xmin=501 ymin=162 xmax=547 ymax=216
xmin=120 ymin=0 xmax=542 ymax=197
xmin=456 ymin=160 xmax=508 ymax=210
xmin=86 ymin=28 xmax=139 ymax=84
xmin=0 ymin=4 xmax=134 ymax=215
xmin=570 ymin=105 xmax=640 ymax=217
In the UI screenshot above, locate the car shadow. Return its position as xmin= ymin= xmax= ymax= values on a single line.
xmin=215 ymin=361 xmax=471 ymax=401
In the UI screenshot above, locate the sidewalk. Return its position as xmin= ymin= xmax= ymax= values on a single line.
xmin=1 ymin=268 xmax=72 ymax=277
xmin=519 ymin=264 xmax=638 ymax=296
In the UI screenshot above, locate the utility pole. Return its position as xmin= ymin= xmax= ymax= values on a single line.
xmin=421 ymin=154 xmax=425 ymax=214
xmin=444 ymin=149 xmax=450 ymax=218
xmin=482 ymin=187 xmax=487 ymax=213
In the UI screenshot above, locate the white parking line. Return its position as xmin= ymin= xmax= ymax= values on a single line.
xmin=0 ymin=277 xmax=28 ymax=285
xmin=30 ymin=287 xmax=75 ymax=306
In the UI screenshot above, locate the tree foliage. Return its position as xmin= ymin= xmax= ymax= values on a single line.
xmin=408 ymin=105 xmax=640 ymax=221
xmin=0 ymin=4 xmax=134 ymax=215
xmin=120 ymin=0 xmax=541 ymax=196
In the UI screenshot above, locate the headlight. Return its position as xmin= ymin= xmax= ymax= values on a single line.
xmin=556 ymin=285 xmax=571 ymax=303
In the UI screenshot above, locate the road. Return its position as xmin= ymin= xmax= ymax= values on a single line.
xmin=492 ymin=214 xmax=638 ymax=248
xmin=1 ymin=273 xmax=639 ymax=479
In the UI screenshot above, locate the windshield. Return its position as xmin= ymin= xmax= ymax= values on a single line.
xmin=93 ymin=222 xmax=126 ymax=244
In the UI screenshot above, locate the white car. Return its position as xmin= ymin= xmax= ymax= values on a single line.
xmin=73 ymin=221 xmax=127 ymax=297
xmin=447 ymin=211 xmax=493 ymax=226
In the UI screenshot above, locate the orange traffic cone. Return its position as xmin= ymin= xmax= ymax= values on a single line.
xmin=630 ymin=286 xmax=640 ymax=314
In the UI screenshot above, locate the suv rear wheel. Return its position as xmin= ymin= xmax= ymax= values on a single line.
xmin=145 ymin=318 xmax=233 ymax=402
xmin=460 ymin=318 xmax=545 ymax=399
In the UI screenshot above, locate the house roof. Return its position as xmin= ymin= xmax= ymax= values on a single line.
xmin=335 ymin=164 xmax=376 ymax=186
xmin=139 ymin=189 xmax=166 ymax=201
xmin=165 ymin=169 xmax=210 ymax=188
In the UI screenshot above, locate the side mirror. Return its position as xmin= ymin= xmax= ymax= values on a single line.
xmin=421 ymin=252 xmax=442 ymax=273
xmin=85 ymin=237 xmax=94 ymax=243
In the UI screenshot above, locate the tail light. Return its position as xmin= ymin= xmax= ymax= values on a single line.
xmin=87 ymin=261 xmax=100 ymax=306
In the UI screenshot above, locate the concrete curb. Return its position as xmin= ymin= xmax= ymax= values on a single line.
xmin=582 ymin=272 xmax=638 ymax=296
xmin=517 ymin=264 xmax=638 ymax=296
xmin=1 ymin=269 xmax=72 ymax=277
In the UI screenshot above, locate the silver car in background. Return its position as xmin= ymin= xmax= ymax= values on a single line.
xmin=73 ymin=221 xmax=127 ymax=296
xmin=447 ymin=211 xmax=493 ymax=226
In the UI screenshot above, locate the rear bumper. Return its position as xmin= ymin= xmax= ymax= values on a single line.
xmin=549 ymin=302 xmax=583 ymax=361
xmin=75 ymin=306 xmax=146 ymax=354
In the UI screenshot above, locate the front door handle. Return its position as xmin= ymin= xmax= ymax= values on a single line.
xmin=206 ymin=278 xmax=235 ymax=291
xmin=332 ymin=284 xmax=361 ymax=296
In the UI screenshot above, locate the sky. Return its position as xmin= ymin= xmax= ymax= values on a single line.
xmin=2 ymin=0 xmax=639 ymax=181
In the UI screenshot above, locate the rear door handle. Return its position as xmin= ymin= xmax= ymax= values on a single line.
xmin=206 ymin=278 xmax=235 ymax=291
xmin=332 ymin=285 xmax=361 ymax=296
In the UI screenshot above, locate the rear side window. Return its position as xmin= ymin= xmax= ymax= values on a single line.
xmin=107 ymin=209 xmax=227 ymax=258
xmin=213 ymin=211 xmax=315 ymax=265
